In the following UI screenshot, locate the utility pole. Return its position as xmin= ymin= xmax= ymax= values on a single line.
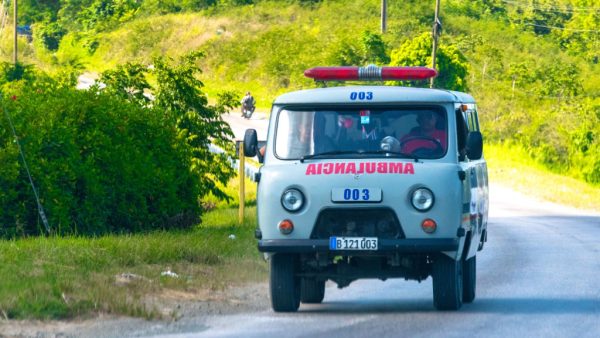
xmin=13 ymin=0 xmax=17 ymax=64
xmin=430 ymin=0 xmax=441 ymax=88
xmin=381 ymin=0 xmax=387 ymax=34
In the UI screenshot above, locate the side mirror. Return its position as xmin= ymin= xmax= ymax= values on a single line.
xmin=466 ymin=131 xmax=483 ymax=160
xmin=243 ymin=129 xmax=258 ymax=157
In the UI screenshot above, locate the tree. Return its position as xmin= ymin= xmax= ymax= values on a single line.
xmin=34 ymin=21 xmax=67 ymax=51
xmin=361 ymin=31 xmax=390 ymax=65
xmin=101 ymin=62 xmax=152 ymax=106
xmin=507 ymin=0 xmax=572 ymax=35
xmin=330 ymin=39 xmax=363 ymax=66
xmin=507 ymin=61 xmax=535 ymax=97
xmin=389 ymin=33 xmax=469 ymax=91
xmin=17 ymin=0 xmax=60 ymax=24
xmin=556 ymin=2 xmax=600 ymax=63
xmin=152 ymin=52 xmax=237 ymax=202
xmin=102 ymin=52 xmax=238 ymax=202
xmin=331 ymin=31 xmax=390 ymax=66
xmin=536 ymin=62 xmax=582 ymax=99
xmin=447 ymin=0 xmax=506 ymax=19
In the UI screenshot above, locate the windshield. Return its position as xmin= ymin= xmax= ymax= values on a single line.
xmin=275 ymin=107 xmax=448 ymax=160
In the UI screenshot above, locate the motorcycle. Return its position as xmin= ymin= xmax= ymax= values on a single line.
xmin=241 ymin=103 xmax=256 ymax=119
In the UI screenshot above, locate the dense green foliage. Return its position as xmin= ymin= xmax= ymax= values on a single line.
xmin=0 ymin=56 xmax=236 ymax=238
xmin=2 ymin=0 xmax=599 ymax=186
xmin=389 ymin=32 xmax=469 ymax=91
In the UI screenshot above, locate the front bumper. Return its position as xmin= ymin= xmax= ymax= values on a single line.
xmin=258 ymin=238 xmax=459 ymax=254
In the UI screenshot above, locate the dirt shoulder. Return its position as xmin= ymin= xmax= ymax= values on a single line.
xmin=0 ymin=282 xmax=270 ymax=338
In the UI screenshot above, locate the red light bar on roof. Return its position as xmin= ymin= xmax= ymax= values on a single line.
xmin=304 ymin=65 xmax=438 ymax=81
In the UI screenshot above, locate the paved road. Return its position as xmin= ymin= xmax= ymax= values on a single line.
xmin=32 ymin=115 xmax=596 ymax=338
xmin=148 ymin=184 xmax=598 ymax=338
xmin=195 ymin=113 xmax=600 ymax=338
xmin=223 ymin=112 xmax=269 ymax=141
xmin=20 ymin=182 xmax=596 ymax=338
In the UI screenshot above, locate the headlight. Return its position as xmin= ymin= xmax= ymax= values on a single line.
xmin=411 ymin=188 xmax=434 ymax=212
xmin=281 ymin=189 xmax=304 ymax=212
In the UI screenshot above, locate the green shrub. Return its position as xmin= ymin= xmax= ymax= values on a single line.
xmin=34 ymin=21 xmax=67 ymax=51
xmin=389 ymin=32 xmax=469 ymax=91
xmin=0 ymin=59 xmax=235 ymax=238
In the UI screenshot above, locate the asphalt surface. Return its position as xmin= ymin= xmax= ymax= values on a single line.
xmin=224 ymin=111 xmax=269 ymax=142
xmin=143 ymin=114 xmax=600 ymax=338
xmin=148 ymin=183 xmax=598 ymax=338
xmin=32 ymin=182 xmax=595 ymax=338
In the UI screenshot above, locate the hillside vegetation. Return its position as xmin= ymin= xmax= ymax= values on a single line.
xmin=2 ymin=0 xmax=599 ymax=186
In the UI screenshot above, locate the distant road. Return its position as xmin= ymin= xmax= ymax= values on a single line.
xmin=222 ymin=111 xmax=269 ymax=141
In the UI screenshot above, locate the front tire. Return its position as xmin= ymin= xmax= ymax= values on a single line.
xmin=432 ymin=254 xmax=463 ymax=310
xmin=462 ymin=255 xmax=476 ymax=303
xmin=270 ymin=254 xmax=300 ymax=312
xmin=300 ymin=278 xmax=325 ymax=304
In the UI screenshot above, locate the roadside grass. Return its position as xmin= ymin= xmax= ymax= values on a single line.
xmin=0 ymin=177 xmax=264 ymax=320
xmin=486 ymin=143 xmax=600 ymax=212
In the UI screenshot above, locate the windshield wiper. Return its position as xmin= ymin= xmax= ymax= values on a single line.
xmin=355 ymin=150 xmax=420 ymax=161
xmin=300 ymin=150 xmax=364 ymax=162
xmin=300 ymin=150 xmax=419 ymax=162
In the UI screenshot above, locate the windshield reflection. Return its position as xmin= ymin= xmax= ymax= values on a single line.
xmin=275 ymin=108 xmax=448 ymax=160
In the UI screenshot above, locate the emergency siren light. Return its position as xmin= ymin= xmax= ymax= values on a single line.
xmin=304 ymin=65 xmax=437 ymax=81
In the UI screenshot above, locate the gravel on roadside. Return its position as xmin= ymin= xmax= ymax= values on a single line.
xmin=0 ymin=282 xmax=270 ymax=338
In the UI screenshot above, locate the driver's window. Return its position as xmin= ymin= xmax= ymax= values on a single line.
xmin=275 ymin=110 xmax=315 ymax=159
xmin=455 ymin=109 xmax=468 ymax=161
xmin=398 ymin=110 xmax=448 ymax=157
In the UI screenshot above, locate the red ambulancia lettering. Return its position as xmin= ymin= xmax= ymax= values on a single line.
xmin=305 ymin=162 xmax=415 ymax=175
xmin=357 ymin=162 xmax=365 ymax=174
xmin=389 ymin=162 xmax=403 ymax=173
xmin=366 ymin=162 xmax=376 ymax=173
xmin=346 ymin=162 xmax=357 ymax=174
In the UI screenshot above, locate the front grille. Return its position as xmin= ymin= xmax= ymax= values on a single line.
xmin=310 ymin=208 xmax=404 ymax=239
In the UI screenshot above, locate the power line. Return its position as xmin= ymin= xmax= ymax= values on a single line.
xmin=1 ymin=96 xmax=52 ymax=234
xmin=501 ymin=0 xmax=600 ymax=13
xmin=469 ymin=1 xmax=600 ymax=34
xmin=522 ymin=22 xmax=600 ymax=33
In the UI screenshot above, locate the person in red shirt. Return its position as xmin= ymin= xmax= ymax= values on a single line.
xmin=401 ymin=111 xmax=447 ymax=156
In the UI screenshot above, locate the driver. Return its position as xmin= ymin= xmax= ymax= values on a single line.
xmin=401 ymin=111 xmax=447 ymax=155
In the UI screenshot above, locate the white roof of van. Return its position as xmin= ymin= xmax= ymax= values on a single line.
xmin=274 ymin=86 xmax=475 ymax=105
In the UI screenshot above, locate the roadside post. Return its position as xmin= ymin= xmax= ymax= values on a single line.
xmin=238 ymin=141 xmax=245 ymax=224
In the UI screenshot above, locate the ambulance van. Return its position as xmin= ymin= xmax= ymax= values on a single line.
xmin=243 ymin=65 xmax=489 ymax=312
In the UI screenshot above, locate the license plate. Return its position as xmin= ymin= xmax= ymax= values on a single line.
xmin=331 ymin=188 xmax=382 ymax=202
xmin=329 ymin=237 xmax=378 ymax=250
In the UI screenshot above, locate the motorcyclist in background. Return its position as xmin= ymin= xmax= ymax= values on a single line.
xmin=241 ymin=92 xmax=256 ymax=119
